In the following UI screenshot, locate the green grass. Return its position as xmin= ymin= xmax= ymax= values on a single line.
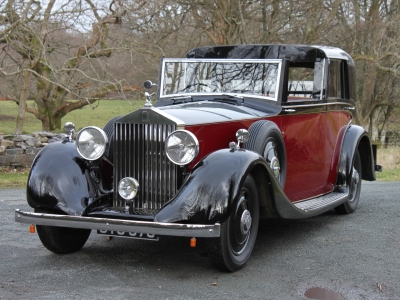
xmin=376 ymin=168 xmax=400 ymax=181
xmin=0 ymin=167 xmax=30 ymax=189
xmin=0 ymin=99 xmax=144 ymax=189
xmin=0 ymin=99 xmax=145 ymax=134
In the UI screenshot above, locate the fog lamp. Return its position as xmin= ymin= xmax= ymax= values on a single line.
xmin=118 ymin=177 xmax=140 ymax=200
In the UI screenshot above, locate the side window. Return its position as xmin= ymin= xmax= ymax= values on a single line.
xmin=328 ymin=59 xmax=348 ymax=99
xmin=287 ymin=61 xmax=324 ymax=101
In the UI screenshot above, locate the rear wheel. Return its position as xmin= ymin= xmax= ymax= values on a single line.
xmin=206 ymin=174 xmax=259 ymax=272
xmin=335 ymin=149 xmax=362 ymax=214
xmin=35 ymin=208 xmax=91 ymax=254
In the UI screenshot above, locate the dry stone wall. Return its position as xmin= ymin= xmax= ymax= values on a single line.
xmin=0 ymin=132 xmax=65 ymax=168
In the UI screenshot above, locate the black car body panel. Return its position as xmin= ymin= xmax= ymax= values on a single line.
xmin=154 ymin=149 xmax=270 ymax=224
xmin=26 ymin=142 xmax=107 ymax=216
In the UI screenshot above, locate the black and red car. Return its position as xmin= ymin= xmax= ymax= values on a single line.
xmin=15 ymin=44 xmax=381 ymax=272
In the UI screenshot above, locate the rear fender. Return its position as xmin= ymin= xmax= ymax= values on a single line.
xmin=154 ymin=149 xmax=273 ymax=224
xmin=27 ymin=141 xmax=107 ymax=216
xmin=337 ymin=125 xmax=376 ymax=187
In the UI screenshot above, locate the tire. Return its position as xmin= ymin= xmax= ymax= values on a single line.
xmin=35 ymin=208 xmax=91 ymax=254
xmin=103 ymin=116 xmax=121 ymax=162
xmin=243 ymin=120 xmax=287 ymax=187
xmin=206 ymin=175 xmax=259 ymax=272
xmin=335 ymin=149 xmax=362 ymax=214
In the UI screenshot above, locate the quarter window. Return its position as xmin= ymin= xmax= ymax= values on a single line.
xmin=328 ymin=60 xmax=347 ymax=99
xmin=287 ymin=61 xmax=325 ymax=101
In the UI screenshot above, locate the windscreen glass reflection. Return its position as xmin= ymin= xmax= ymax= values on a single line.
xmin=162 ymin=60 xmax=280 ymax=100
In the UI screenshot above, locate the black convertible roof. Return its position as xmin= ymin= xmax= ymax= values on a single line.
xmin=186 ymin=44 xmax=353 ymax=64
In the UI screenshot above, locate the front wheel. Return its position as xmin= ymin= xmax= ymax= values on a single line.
xmin=35 ymin=209 xmax=91 ymax=254
xmin=206 ymin=174 xmax=259 ymax=272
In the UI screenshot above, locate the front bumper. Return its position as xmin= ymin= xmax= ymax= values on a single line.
xmin=15 ymin=209 xmax=221 ymax=238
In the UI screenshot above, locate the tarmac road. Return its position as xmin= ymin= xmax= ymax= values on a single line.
xmin=1 ymin=182 xmax=399 ymax=300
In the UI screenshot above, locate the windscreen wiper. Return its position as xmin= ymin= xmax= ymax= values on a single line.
xmin=210 ymin=94 xmax=244 ymax=105
xmin=171 ymin=96 xmax=193 ymax=104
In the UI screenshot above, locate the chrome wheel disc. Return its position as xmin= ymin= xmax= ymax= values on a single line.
xmin=349 ymin=167 xmax=360 ymax=202
xmin=264 ymin=139 xmax=281 ymax=181
xmin=232 ymin=194 xmax=252 ymax=255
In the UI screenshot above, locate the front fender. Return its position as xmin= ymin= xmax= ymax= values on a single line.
xmin=27 ymin=141 xmax=95 ymax=216
xmin=154 ymin=149 xmax=267 ymax=224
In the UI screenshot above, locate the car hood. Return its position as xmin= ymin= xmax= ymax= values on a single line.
xmin=158 ymin=101 xmax=269 ymax=125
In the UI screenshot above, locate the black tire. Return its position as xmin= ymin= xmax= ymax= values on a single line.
xmin=103 ymin=116 xmax=121 ymax=162
xmin=206 ymin=175 xmax=259 ymax=272
xmin=35 ymin=208 xmax=91 ymax=254
xmin=335 ymin=149 xmax=362 ymax=214
xmin=243 ymin=120 xmax=287 ymax=187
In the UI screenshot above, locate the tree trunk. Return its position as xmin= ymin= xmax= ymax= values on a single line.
xmin=41 ymin=107 xmax=63 ymax=132
xmin=369 ymin=107 xmax=382 ymax=141
xmin=15 ymin=70 xmax=31 ymax=135
xmin=380 ymin=105 xmax=395 ymax=145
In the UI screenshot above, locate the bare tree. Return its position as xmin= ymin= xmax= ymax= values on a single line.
xmin=0 ymin=0 xmax=138 ymax=132
xmin=1 ymin=0 xmax=400 ymax=138
xmin=335 ymin=0 xmax=400 ymax=141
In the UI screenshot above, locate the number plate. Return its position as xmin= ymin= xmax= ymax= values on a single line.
xmin=97 ymin=230 xmax=159 ymax=241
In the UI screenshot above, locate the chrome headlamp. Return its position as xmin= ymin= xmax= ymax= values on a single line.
xmin=165 ymin=130 xmax=199 ymax=165
xmin=76 ymin=126 xmax=108 ymax=160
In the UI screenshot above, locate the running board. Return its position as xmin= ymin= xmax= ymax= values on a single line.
xmin=294 ymin=192 xmax=347 ymax=213
xmin=273 ymin=183 xmax=349 ymax=219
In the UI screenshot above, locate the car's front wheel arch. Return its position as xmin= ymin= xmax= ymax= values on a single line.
xmin=206 ymin=174 xmax=260 ymax=272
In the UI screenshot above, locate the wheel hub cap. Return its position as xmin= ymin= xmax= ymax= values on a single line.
xmin=270 ymin=157 xmax=281 ymax=179
xmin=349 ymin=167 xmax=360 ymax=201
xmin=240 ymin=210 xmax=252 ymax=235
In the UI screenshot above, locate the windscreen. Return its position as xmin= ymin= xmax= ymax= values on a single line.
xmin=161 ymin=59 xmax=282 ymax=101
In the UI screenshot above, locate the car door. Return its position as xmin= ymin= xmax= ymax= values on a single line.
xmin=280 ymin=60 xmax=332 ymax=202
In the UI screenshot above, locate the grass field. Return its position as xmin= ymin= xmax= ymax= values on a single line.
xmin=0 ymin=100 xmax=145 ymax=134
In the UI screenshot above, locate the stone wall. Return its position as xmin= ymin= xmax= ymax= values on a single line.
xmin=0 ymin=132 xmax=65 ymax=168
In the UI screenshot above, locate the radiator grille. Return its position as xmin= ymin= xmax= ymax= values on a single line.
xmin=113 ymin=123 xmax=178 ymax=214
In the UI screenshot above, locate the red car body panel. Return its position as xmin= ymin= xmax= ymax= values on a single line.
xmin=183 ymin=108 xmax=350 ymax=202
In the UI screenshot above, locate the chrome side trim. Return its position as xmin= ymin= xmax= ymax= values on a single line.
xmin=15 ymin=209 xmax=220 ymax=238
xmin=282 ymin=101 xmax=350 ymax=109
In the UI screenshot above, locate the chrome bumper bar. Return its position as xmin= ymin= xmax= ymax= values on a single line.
xmin=15 ymin=209 xmax=220 ymax=238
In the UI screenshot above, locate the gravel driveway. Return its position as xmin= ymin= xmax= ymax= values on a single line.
xmin=1 ymin=182 xmax=399 ymax=299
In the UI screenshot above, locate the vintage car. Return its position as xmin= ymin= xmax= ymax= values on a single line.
xmin=15 ymin=44 xmax=381 ymax=272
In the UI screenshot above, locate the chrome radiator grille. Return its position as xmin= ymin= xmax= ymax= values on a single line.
xmin=113 ymin=123 xmax=178 ymax=214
